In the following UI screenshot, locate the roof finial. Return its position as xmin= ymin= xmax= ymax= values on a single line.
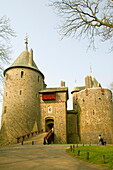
xmin=24 ymin=33 xmax=29 ymax=51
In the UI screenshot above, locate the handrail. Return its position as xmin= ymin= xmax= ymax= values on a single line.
xmin=43 ymin=129 xmax=54 ymax=144
xmin=16 ymin=129 xmax=43 ymax=143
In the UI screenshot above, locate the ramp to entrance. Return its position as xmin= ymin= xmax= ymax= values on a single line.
xmin=23 ymin=132 xmax=48 ymax=145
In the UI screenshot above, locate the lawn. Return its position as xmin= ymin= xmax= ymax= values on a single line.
xmin=66 ymin=145 xmax=113 ymax=169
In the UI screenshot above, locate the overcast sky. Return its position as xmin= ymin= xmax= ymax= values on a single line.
xmin=0 ymin=0 xmax=113 ymax=122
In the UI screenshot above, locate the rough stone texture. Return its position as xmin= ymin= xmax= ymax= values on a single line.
xmin=1 ymin=67 xmax=45 ymax=144
xmin=72 ymin=88 xmax=113 ymax=144
xmin=66 ymin=111 xmax=79 ymax=144
xmin=39 ymin=90 xmax=68 ymax=144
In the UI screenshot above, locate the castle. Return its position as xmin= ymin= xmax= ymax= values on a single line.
xmin=0 ymin=39 xmax=113 ymax=144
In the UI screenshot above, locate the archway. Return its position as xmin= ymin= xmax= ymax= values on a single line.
xmin=45 ymin=117 xmax=54 ymax=132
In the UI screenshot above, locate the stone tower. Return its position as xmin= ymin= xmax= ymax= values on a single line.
xmin=1 ymin=39 xmax=45 ymax=144
xmin=72 ymin=74 xmax=113 ymax=144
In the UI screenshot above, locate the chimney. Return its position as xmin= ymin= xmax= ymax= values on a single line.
xmin=29 ymin=49 xmax=33 ymax=66
xmin=85 ymin=76 xmax=92 ymax=88
xmin=60 ymin=81 xmax=65 ymax=87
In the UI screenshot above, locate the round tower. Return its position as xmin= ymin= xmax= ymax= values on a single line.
xmin=72 ymin=87 xmax=113 ymax=144
xmin=1 ymin=39 xmax=45 ymax=143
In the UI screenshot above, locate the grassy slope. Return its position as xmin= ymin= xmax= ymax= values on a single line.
xmin=66 ymin=145 xmax=113 ymax=169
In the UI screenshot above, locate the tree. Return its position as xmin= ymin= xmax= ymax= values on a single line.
xmin=50 ymin=0 xmax=113 ymax=49
xmin=0 ymin=16 xmax=15 ymax=96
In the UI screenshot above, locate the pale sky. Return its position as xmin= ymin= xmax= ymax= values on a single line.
xmin=0 ymin=0 xmax=113 ymax=123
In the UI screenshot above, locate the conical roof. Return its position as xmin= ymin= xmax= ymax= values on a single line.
xmin=4 ymin=50 xmax=44 ymax=78
xmin=11 ymin=50 xmax=38 ymax=70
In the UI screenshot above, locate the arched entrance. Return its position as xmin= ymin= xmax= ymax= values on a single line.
xmin=45 ymin=117 xmax=54 ymax=132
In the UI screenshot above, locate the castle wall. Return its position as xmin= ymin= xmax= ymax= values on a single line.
xmin=66 ymin=111 xmax=79 ymax=144
xmin=72 ymin=88 xmax=113 ymax=144
xmin=2 ymin=67 xmax=44 ymax=143
xmin=40 ymin=91 xmax=67 ymax=144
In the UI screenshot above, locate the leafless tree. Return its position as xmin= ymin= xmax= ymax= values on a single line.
xmin=0 ymin=16 xmax=15 ymax=97
xmin=50 ymin=0 xmax=113 ymax=49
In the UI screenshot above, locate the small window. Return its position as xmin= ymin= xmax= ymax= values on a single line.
xmin=6 ymin=92 xmax=7 ymax=96
xmin=93 ymin=110 xmax=95 ymax=115
xmin=21 ymin=71 xmax=24 ymax=78
xmin=4 ymin=106 xmax=7 ymax=114
xmin=20 ymin=90 xmax=22 ymax=95
xmin=38 ymin=76 xmax=39 ymax=82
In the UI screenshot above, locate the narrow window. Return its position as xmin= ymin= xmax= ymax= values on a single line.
xmin=6 ymin=92 xmax=7 ymax=96
xmin=20 ymin=90 xmax=22 ymax=95
xmin=38 ymin=76 xmax=40 ymax=82
xmin=93 ymin=110 xmax=95 ymax=115
xmin=4 ymin=106 xmax=7 ymax=114
xmin=21 ymin=71 xmax=24 ymax=78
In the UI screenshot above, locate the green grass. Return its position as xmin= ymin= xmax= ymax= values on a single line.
xmin=66 ymin=145 xmax=113 ymax=169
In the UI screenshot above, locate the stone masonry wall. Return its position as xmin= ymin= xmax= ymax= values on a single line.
xmin=66 ymin=112 xmax=79 ymax=144
xmin=72 ymin=88 xmax=113 ymax=144
xmin=40 ymin=92 xmax=67 ymax=144
xmin=1 ymin=67 xmax=44 ymax=143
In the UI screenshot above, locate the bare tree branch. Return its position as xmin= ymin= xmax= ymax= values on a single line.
xmin=0 ymin=16 xmax=16 ymax=98
xmin=50 ymin=0 xmax=113 ymax=49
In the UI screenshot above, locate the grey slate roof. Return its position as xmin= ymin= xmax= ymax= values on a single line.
xmin=4 ymin=50 xmax=44 ymax=78
xmin=39 ymin=87 xmax=68 ymax=93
